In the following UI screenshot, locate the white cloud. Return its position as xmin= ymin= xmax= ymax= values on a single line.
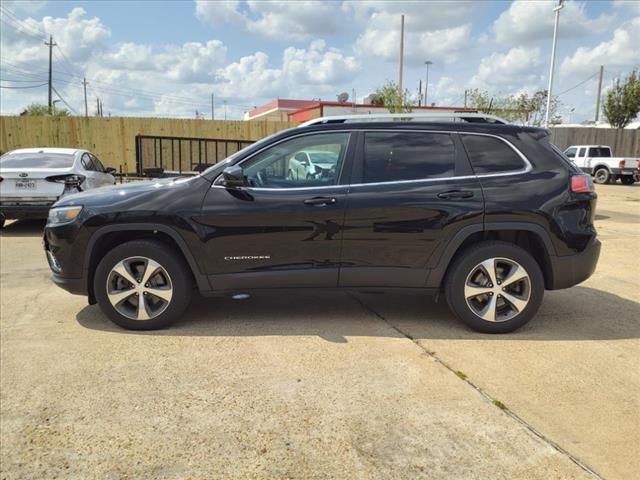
xmin=215 ymin=51 xmax=283 ymax=98
xmin=215 ymin=41 xmax=359 ymax=99
xmin=560 ymin=17 xmax=640 ymax=77
xmin=283 ymin=40 xmax=358 ymax=85
xmin=195 ymin=0 xmax=344 ymax=40
xmin=471 ymin=47 xmax=543 ymax=89
xmin=493 ymin=0 xmax=615 ymax=43
xmin=356 ymin=23 xmax=471 ymax=65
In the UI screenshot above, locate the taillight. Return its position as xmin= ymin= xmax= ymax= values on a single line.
xmin=45 ymin=174 xmax=85 ymax=186
xmin=619 ymin=160 xmax=625 ymax=169
xmin=571 ymin=174 xmax=594 ymax=193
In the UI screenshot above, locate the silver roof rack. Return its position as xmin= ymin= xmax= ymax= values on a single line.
xmin=299 ymin=112 xmax=510 ymax=127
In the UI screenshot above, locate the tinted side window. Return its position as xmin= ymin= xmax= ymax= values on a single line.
xmin=461 ymin=135 xmax=525 ymax=174
xmin=363 ymin=132 xmax=455 ymax=183
xmin=564 ymin=147 xmax=577 ymax=158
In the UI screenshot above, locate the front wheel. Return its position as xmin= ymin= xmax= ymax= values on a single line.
xmin=621 ymin=176 xmax=635 ymax=185
xmin=445 ymin=241 xmax=544 ymax=333
xmin=94 ymin=240 xmax=193 ymax=330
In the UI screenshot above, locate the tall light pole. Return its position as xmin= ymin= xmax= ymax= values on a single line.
xmin=544 ymin=0 xmax=564 ymax=126
xmin=424 ymin=60 xmax=433 ymax=107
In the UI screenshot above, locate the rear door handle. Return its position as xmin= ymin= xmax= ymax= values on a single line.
xmin=304 ymin=197 xmax=337 ymax=207
xmin=437 ymin=190 xmax=474 ymax=199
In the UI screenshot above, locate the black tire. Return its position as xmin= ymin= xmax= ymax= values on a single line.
xmin=94 ymin=240 xmax=193 ymax=330
xmin=593 ymin=168 xmax=610 ymax=184
xmin=444 ymin=241 xmax=544 ymax=334
xmin=0 ymin=214 xmax=5 ymax=229
xmin=621 ymin=176 xmax=635 ymax=185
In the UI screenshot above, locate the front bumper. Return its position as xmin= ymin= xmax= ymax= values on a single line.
xmin=549 ymin=238 xmax=601 ymax=290
xmin=51 ymin=273 xmax=88 ymax=295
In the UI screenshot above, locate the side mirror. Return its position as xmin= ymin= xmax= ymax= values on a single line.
xmin=222 ymin=165 xmax=245 ymax=187
xmin=105 ymin=167 xmax=116 ymax=174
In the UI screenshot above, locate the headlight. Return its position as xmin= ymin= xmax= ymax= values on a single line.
xmin=47 ymin=206 xmax=83 ymax=225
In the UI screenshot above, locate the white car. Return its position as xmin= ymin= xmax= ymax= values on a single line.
xmin=287 ymin=150 xmax=339 ymax=181
xmin=0 ymin=148 xmax=116 ymax=228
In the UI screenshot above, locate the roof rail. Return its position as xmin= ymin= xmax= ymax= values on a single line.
xmin=299 ymin=112 xmax=510 ymax=127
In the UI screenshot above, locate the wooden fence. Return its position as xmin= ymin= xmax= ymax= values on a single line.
xmin=549 ymin=127 xmax=640 ymax=157
xmin=0 ymin=116 xmax=295 ymax=173
xmin=2 ymin=118 xmax=639 ymax=172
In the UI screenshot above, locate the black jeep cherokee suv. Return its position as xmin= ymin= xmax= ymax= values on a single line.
xmin=44 ymin=120 xmax=600 ymax=333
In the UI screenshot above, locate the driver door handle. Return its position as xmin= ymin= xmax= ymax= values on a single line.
xmin=304 ymin=197 xmax=337 ymax=207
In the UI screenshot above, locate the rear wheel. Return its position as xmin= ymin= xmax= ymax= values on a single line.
xmin=593 ymin=168 xmax=610 ymax=184
xmin=94 ymin=240 xmax=193 ymax=330
xmin=621 ymin=176 xmax=635 ymax=185
xmin=0 ymin=214 xmax=5 ymax=229
xmin=445 ymin=241 xmax=544 ymax=333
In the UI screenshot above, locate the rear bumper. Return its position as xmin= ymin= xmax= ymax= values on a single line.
xmin=549 ymin=238 xmax=601 ymax=290
xmin=0 ymin=203 xmax=54 ymax=220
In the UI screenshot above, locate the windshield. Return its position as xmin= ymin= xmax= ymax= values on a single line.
xmin=309 ymin=152 xmax=338 ymax=164
xmin=0 ymin=152 xmax=75 ymax=169
xmin=588 ymin=147 xmax=611 ymax=158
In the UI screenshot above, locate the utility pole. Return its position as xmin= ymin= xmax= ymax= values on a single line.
xmin=223 ymin=100 xmax=227 ymax=121
xmin=545 ymin=0 xmax=564 ymax=126
xmin=595 ymin=65 xmax=604 ymax=123
xmin=44 ymin=35 xmax=56 ymax=114
xmin=464 ymin=89 xmax=468 ymax=108
xmin=96 ymin=97 xmax=100 ymax=117
xmin=418 ymin=80 xmax=422 ymax=107
xmin=211 ymin=93 xmax=215 ymax=120
xmin=424 ymin=60 xmax=433 ymax=107
xmin=82 ymin=77 xmax=88 ymax=117
xmin=398 ymin=14 xmax=404 ymax=97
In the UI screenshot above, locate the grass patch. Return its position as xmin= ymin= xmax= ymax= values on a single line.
xmin=493 ymin=399 xmax=507 ymax=410
xmin=454 ymin=370 xmax=467 ymax=380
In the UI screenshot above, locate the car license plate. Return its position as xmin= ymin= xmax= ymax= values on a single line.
xmin=622 ymin=170 xmax=633 ymax=175
xmin=15 ymin=180 xmax=36 ymax=189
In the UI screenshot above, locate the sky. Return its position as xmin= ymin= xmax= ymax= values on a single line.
xmin=0 ymin=0 xmax=639 ymax=122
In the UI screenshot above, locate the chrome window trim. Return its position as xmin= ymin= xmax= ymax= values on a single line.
xmin=212 ymin=129 xmax=532 ymax=191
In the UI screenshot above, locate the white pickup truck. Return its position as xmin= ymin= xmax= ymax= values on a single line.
xmin=563 ymin=145 xmax=639 ymax=185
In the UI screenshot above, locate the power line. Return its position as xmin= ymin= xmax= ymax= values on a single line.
xmin=0 ymin=82 xmax=48 ymax=89
xmin=555 ymin=71 xmax=600 ymax=97
xmin=0 ymin=6 xmax=47 ymax=39
xmin=51 ymin=85 xmax=79 ymax=114
xmin=0 ymin=77 xmax=48 ymax=83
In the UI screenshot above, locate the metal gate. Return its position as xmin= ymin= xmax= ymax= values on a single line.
xmin=135 ymin=135 xmax=253 ymax=176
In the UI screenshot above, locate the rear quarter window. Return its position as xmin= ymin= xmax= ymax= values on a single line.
xmin=460 ymin=135 xmax=525 ymax=174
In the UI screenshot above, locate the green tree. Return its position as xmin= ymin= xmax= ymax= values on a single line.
xmin=372 ymin=81 xmax=414 ymax=113
xmin=603 ymin=70 xmax=640 ymax=128
xmin=466 ymin=89 xmax=528 ymax=124
xmin=22 ymin=102 xmax=71 ymax=116
xmin=516 ymin=90 xmax=560 ymax=126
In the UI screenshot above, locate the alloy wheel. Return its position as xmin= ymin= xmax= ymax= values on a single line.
xmin=464 ymin=257 xmax=531 ymax=322
xmin=106 ymin=256 xmax=173 ymax=320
